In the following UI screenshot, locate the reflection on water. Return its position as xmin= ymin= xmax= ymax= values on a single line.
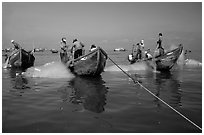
xmin=8 ymin=68 xmax=31 ymax=96
xmin=153 ymin=71 xmax=182 ymax=108
xmin=13 ymin=75 xmax=30 ymax=90
xmin=58 ymin=76 xmax=109 ymax=113
xmin=2 ymin=50 xmax=202 ymax=132
xmin=8 ymin=68 xmax=24 ymax=78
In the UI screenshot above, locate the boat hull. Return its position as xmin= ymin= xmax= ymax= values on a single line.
xmin=152 ymin=44 xmax=183 ymax=71
xmin=61 ymin=47 xmax=107 ymax=76
xmin=8 ymin=49 xmax=35 ymax=69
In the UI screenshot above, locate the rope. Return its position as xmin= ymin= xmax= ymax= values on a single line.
xmin=108 ymin=56 xmax=202 ymax=131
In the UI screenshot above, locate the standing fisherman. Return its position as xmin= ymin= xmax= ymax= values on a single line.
xmin=4 ymin=40 xmax=22 ymax=68
xmin=60 ymin=37 xmax=68 ymax=53
xmin=135 ymin=39 xmax=144 ymax=60
xmin=6 ymin=40 xmax=21 ymax=61
xmin=154 ymin=33 xmax=165 ymax=57
xmin=59 ymin=37 xmax=73 ymax=64
xmin=128 ymin=39 xmax=145 ymax=62
xmin=72 ymin=39 xmax=85 ymax=59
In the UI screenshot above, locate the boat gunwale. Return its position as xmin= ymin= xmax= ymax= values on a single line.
xmin=73 ymin=47 xmax=101 ymax=63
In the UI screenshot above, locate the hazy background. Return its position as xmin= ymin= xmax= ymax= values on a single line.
xmin=2 ymin=2 xmax=202 ymax=51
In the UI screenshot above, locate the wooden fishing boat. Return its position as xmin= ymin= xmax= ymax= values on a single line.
xmin=6 ymin=48 xmax=35 ymax=69
xmin=68 ymin=76 xmax=108 ymax=113
xmin=150 ymin=44 xmax=183 ymax=71
xmin=128 ymin=44 xmax=183 ymax=71
xmin=60 ymin=47 xmax=108 ymax=76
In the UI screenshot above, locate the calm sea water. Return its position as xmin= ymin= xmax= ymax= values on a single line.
xmin=2 ymin=49 xmax=202 ymax=133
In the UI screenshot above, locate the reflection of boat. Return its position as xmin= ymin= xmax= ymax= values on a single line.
xmin=59 ymin=76 xmax=108 ymax=113
xmin=8 ymin=68 xmax=30 ymax=90
xmin=114 ymin=48 xmax=126 ymax=51
xmin=7 ymin=48 xmax=35 ymax=69
xmin=153 ymin=71 xmax=182 ymax=108
xmin=60 ymin=47 xmax=108 ymax=76
xmin=128 ymin=44 xmax=183 ymax=72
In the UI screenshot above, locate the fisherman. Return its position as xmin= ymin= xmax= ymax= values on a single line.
xmin=72 ymin=39 xmax=85 ymax=59
xmin=11 ymin=40 xmax=21 ymax=50
xmin=155 ymin=33 xmax=165 ymax=57
xmin=136 ymin=43 xmax=142 ymax=60
xmin=140 ymin=39 xmax=145 ymax=58
xmin=59 ymin=37 xmax=73 ymax=65
xmin=8 ymin=40 xmax=22 ymax=57
xmin=60 ymin=37 xmax=68 ymax=52
xmin=135 ymin=40 xmax=144 ymax=60
xmin=4 ymin=40 xmax=21 ymax=68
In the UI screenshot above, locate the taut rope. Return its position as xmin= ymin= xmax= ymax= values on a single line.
xmin=107 ymin=56 xmax=202 ymax=131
